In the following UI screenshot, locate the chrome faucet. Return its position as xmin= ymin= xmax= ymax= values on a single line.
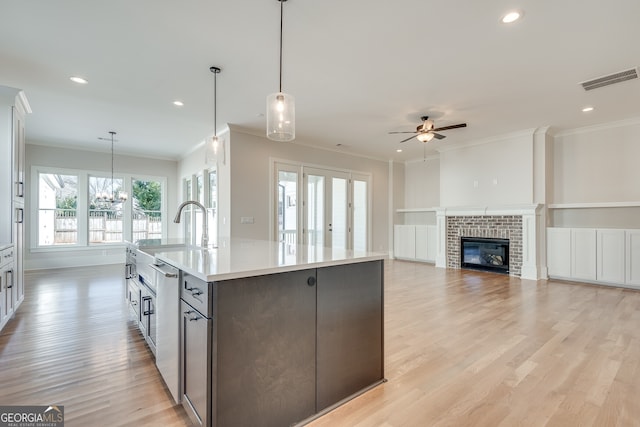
xmin=174 ymin=200 xmax=209 ymax=248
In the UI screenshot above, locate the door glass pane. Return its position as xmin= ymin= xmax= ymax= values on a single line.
xmin=278 ymin=170 xmax=298 ymax=264
xmin=195 ymin=174 xmax=204 ymax=246
xmin=38 ymin=173 xmax=78 ymax=246
xmin=353 ymin=179 xmax=367 ymax=251
xmin=307 ymin=175 xmax=324 ymax=246
xmin=331 ymin=177 xmax=347 ymax=250
xmin=183 ymin=178 xmax=192 ymax=245
xmin=278 ymin=170 xmax=297 ymax=245
xmin=132 ymin=178 xmax=163 ymax=242
xmin=89 ymin=176 xmax=124 ymax=244
xmin=208 ymin=168 xmax=218 ymax=247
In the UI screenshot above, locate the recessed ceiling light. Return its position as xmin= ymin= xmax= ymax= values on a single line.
xmin=173 ymin=100 xmax=184 ymax=107
xmin=501 ymin=11 xmax=522 ymax=24
xmin=69 ymin=76 xmax=88 ymax=84
xmin=396 ymin=149 xmax=403 ymax=153
xmin=582 ymin=106 xmax=595 ymax=112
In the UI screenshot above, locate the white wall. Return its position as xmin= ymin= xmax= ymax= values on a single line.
xmin=179 ymin=127 xmax=392 ymax=252
xmin=439 ymin=131 xmax=535 ymax=207
xmin=553 ymin=119 xmax=640 ymax=204
xmin=25 ymin=143 xmax=179 ymax=269
xmin=404 ymin=157 xmax=439 ymax=208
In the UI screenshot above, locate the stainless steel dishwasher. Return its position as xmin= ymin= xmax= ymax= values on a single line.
xmin=150 ymin=260 xmax=180 ymax=404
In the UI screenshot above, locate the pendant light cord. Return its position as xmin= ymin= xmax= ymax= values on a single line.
xmin=279 ymin=0 xmax=284 ymax=93
xmin=214 ymin=70 xmax=217 ymax=137
xmin=110 ymin=131 xmax=115 ymax=201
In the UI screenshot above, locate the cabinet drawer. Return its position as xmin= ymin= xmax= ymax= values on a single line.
xmin=1 ymin=247 xmax=14 ymax=267
xmin=180 ymin=273 xmax=211 ymax=317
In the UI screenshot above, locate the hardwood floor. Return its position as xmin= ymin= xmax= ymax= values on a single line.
xmin=0 ymin=265 xmax=192 ymax=426
xmin=2 ymin=261 xmax=640 ymax=426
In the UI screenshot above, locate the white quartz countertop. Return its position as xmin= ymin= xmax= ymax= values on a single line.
xmin=153 ymin=238 xmax=386 ymax=282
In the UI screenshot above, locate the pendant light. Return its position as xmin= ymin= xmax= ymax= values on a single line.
xmin=266 ymin=0 xmax=295 ymax=142
xmin=97 ymin=131 xmax=127 ymax=207
xmin=211 ymin=66 xmax=221 ymax=154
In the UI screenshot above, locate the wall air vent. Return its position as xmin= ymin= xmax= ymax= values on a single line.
xmin=580 ymin=67 xmax=639 ymax=91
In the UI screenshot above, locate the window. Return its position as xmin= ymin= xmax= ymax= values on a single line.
xmin=89 ymin=175 xmax=124 ymax=244
xmin=182 ymin=168 xmax=218 ymax=247
xmin=132 ymin=178 xmax=163 ymax=242
xmin=34 ymin=167 xmax=166 ymax=249
xmin=38 ymin=173 xmax=78 ymax=246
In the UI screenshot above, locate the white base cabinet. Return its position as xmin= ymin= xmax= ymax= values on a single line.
xmin=547 ymin=227 xmax=640 ymax=288
xmin=394 ymin=224 xmax=436 ymax=263
xmin=627 ymin=230 xmax=640 ymax=286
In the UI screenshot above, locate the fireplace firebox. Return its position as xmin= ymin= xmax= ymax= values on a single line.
xmin=460 ymin=237 xmax=509 ymax=274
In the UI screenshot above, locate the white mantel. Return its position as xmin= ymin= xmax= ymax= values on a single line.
xmin=435 ymin=204 xmax=547 ymax=281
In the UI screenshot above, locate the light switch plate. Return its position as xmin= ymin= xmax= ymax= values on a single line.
xmin=240 ymin=216 xmax=254 ymax=224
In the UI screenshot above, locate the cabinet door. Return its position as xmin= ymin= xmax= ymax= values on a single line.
xmin=426 ymin=225 xmax=437 ymax=262
xmin=12 ymin=210 xmax=23 ymax=306
xmin=571 ymin=228 xmax=597 ymax=281
xmin=216 ymin=269 xmax=317 ymax=427
xmin=627 ymin=230 xmax=640 ymax=287
xmin=547 ymin=228 xmax=571 ymax=277
xmin=181 ymin=300 xmax=211 ymax=427
xmin=415 ymin=225 xmax=428 ymax=261
xmin=394 ymin=225 xmax=416 ymax=259
xmin=316 ymin=260 xmax=383 ymax=411
xmin=597 ymin=229 xmax=625 ymax=284
xmin=12 ymin=107 xmax=26 ymax=201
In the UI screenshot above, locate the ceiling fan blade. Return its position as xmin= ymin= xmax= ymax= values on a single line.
xmin=399 ymin=134 xmax=418 ymax=143
xmin=388 ymin=131 xmax=417 ymax=134
xmin=432 ymin=132 xmax=446 ymax=140
xmin=432 ymin=123 xmax=467 ymax=132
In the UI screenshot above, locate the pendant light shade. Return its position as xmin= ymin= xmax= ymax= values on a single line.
xmin=267 ymin=91 xmax=295 ymax=142
xmin=206 ymin=66 xmax=225 ymax=165
xmin=267 ymin=0 xmax=295 ymax=142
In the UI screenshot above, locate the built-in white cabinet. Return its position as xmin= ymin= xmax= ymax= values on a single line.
xmin=597 ymin=229 xmax=625 ymax=284
xmin=0 ymin=86 xmax=29 ymax=333
xmin=571 ymin=228 xmax=597 ymax=281
xmin=394 ymin=224 xmax=436 ymax=263
xmin=0 ymin=245 xmax=15 ymax=328
xmin=547 ymin=227 xmax=640 ymax=288
xmin=627 ymin=230 xmax=640 ymax=286
xmin=547 ymin=228 xmax=571 ymax=277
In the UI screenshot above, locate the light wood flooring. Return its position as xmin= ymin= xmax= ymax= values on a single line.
xmin=2 ymin=261 xmax=640 ymax=426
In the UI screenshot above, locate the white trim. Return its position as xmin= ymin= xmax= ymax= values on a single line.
xmin=548 ymin=201 xmax=640 ymax=209
xmin=553 ymin=116 xmax=640 ymax=138
xmin=396 ymin=207 xmax=438 ymax=213
xmin=436 ymin=128 xmax=537 ymax=153
xmin=438 ymin=204 xmax=542 ymax=216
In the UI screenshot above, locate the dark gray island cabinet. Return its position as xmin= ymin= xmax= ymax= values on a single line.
xmin=174 ymin=255 xmax=384 ymax=427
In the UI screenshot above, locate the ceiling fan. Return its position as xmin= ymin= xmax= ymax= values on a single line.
xmin=389 ymin=116 xmax=467 ymax=143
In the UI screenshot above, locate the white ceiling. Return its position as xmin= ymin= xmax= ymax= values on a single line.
xmin=1 ymin=0 xmax=639 ymax=162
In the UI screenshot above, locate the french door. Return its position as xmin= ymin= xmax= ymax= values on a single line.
xmin=274 ymin=162 xmax=370 ymax=251
xmin=304 ymin=168 xmax=349 ymax=250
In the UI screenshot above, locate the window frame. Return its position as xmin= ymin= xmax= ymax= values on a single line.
xmin=31 ymin=165 xmax=167 ymax=251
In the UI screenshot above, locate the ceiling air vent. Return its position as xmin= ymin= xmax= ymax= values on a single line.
xmin=580 ymin=67 xmax=639 ymax=91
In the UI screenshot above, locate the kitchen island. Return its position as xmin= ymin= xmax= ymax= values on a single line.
xmin=152 ymin=238 xmax=385 ymax=427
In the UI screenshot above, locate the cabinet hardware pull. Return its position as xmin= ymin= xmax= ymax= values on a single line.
xmin=189 ymin=315 xmax=200 ymax=322
xmin=187 ymin=287 xmax=203 ymax=296
xmin=307 ymin=276 xmax=316 ymax=287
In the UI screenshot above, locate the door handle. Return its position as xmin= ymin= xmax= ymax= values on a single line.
xmin=187 ymin=287 xmax=203 ymax=296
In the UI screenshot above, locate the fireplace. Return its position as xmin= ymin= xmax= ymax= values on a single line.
xmin=461 ymin=237 xmax=510 ymax=274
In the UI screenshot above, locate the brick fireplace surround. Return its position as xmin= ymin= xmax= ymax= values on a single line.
xmin=446 ymin=215 xmax=523 ymax=276
xmin=434 ymin=205 xmax=544 ymax=281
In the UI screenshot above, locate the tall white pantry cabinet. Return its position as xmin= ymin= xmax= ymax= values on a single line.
xmin=0 ymin=86 xmax=30 ymax=331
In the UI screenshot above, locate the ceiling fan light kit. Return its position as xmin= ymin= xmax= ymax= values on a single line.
xmin=266 ymin=0 xmax=295 ymax=142
xmin=389 ymin=115 xmax=467 ymax=144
